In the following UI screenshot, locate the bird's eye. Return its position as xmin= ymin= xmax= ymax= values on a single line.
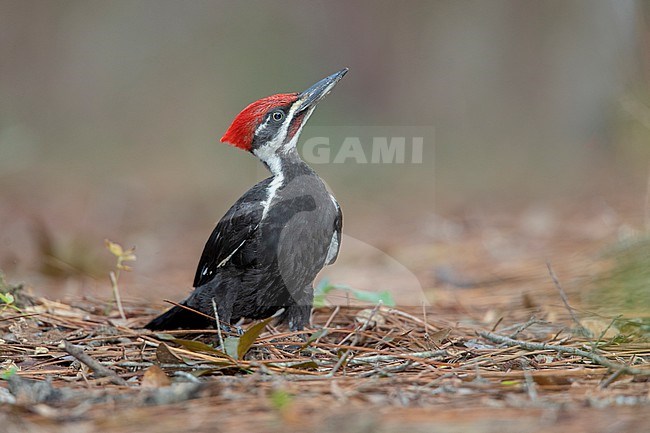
xmin=271 ymin=111 xmax=285 ymax=122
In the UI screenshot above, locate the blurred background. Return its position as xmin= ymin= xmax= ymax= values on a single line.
xmin=1 ymin=0 xmax=649 ymax=312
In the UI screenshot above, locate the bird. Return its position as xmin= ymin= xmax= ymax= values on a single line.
xmin=145 ymin=69 xmax=347 ymax=332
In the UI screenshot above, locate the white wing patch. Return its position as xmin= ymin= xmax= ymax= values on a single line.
xmin=217 ymin=238 xmax=247 ymax=268
xmin=325 ymin=231 xmax=339 ymax=265
xmin=325 ymin=194 xmax=341 ymax=265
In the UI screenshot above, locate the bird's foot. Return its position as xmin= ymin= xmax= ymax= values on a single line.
xmin=218 ymin=323 xmax=232 ymax=334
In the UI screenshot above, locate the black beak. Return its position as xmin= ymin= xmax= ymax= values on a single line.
xmin=297 ymin=68 xmax=348 ymax=112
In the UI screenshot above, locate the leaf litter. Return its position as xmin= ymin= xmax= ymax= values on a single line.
xmin=0 ymin=256 xmax=649 ymax=432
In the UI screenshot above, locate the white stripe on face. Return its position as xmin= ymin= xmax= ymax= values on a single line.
xmin=253 ymin=103 xmax=302 ymax=167
xmin=280 ymin=106 xmax=315 ymax=154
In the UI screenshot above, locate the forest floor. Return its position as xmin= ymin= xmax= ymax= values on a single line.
xmin=1 ymin=199 xmax=649 ymax=433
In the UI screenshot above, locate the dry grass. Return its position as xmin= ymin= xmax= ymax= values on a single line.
xmin=2 ymin=201 xmax=650 ymax=432
xmin=1 ymin=279 xmax=649 ymax=433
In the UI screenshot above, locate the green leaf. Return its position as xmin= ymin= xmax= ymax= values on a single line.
xmin=270 ymin=389 xmax=292 ymax=411
xmin=336 ymin=284 xmax=396 ymax=307
xmin=237 ymin=316 xmax=274 ymax=359
xmin=121 ymin=251 xmax=137 ymax=262
xmin=0 ymin=292 xmax=19 ymax=311
xmin=379 ymin=292 xmax=395 ymax=306
xmin=347 ymin=287 xmax=395 ymax=306
xmin=314 ymin=279 xmax=333 ymax=294
xmin=313 ymin=280 xmax=334 ymax=307
xmin=313 ymin=279 xmax=396 ymax=308
xmin=105 ymin=239 xmax=124 ymax=257
xmin=223 ymin=336 xmax=240 ymax=360
xmin=0 ymin=292 xmax=14 ymax=305
xmin=313 ymin=296 xmax=326 ymax=308
xmin=1 ymin=366 xmax=17 ymax=380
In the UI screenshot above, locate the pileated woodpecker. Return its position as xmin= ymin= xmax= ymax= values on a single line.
xmin=145 ymin=69 xmax=347 ymax=331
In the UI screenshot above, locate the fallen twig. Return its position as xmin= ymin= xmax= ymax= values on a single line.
xmin=162 ymin=299 xmax=214 ymax=321
xmin=504 ymin=316 xmax=544 ymax=339
xmin=546 ymin=262 xmax=589 ymax=335
xmin=63 ymin=341 xmax=128 ymax=386
xmin=357 ymin=360 xmax=414 ymax=378
xmin=328 ymin=301 xmax=382 ymax=377
xmin=211 ymin=298 xmax=225 ymax=350
xmin=477 ymin=330 xmax=650 ymax=377
xmin=349 ymin=350 xmax=448 ymax=365
xmin=385 ymin=308 xmax=439 ymax=333
xmin=600 ymin=367 xmax=626 ymax=389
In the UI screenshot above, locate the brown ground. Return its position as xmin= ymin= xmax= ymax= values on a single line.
xmin=1 ymin=196 xmax=649 ymax=433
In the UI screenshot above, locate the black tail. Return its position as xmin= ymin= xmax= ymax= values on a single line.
xmin=144 ymin=304 xmax=212 ymax=330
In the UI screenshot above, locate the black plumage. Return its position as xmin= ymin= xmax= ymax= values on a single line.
xmin=145 ymin=69 xmax=346 ymax=331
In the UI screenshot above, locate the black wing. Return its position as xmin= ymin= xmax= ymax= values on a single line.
xmin=325 ymin=195 xmax=343 ymax=265
xmin=193 ymin=178 xmax=272 ymax=287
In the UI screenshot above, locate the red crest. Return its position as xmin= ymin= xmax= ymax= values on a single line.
xmin=220 ymin=93 xmax=298 ymax=150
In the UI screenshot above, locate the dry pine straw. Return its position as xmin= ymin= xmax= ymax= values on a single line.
xmin=0 ymin=291 xmax=649 ymax=414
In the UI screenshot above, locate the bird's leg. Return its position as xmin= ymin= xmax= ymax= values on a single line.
xmin=219 ymin=323 xmax=233 ymax=334
xmin=285 ymin=305 xmax=311 ymax=333
xmin=277 ymin=306 xmax=311 ymax=352
xmin=232 ymin=318 xmax=245 ymax=336
xmin=212 ymin=305 xmax=233 ymax=338
xmin=282 ymin=285 xmax=314 ymax=335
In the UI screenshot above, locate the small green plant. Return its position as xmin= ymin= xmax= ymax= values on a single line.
xmin=0 ymin=292 xmax=18 ymax=313
xmin=0 ymin=273 xmax=20 ymax=313
xmin=313 ymin=279 xmax=395 ymax=308
xmin=1 ymin=365 xmax=18 ymax=379
xmin=105 ymin=239 xmax=136 ymax=320
xmin=269 ymin=389 xmax=293 ymax=412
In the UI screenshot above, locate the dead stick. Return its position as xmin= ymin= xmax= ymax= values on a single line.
xmin=600 ymin=367 xmax=626 ymax=389
xmin=477 ymin=330 xmax=650 ymax=377
xmin=211 ymin=298 xmax=225 ymax=350
xmin=546 ymin=262 xmax=588 ymax=334
xmin=506 ymin=316 xmax=542 ymax=339
xmin=348 ymin=350 xmax=448 ymax=365
xmin=163 ymin=299 xmax=214 ymax=321
xmin=385 ymin=308 xmax=439 ymax=333
xmin=63 ymin=341 xmax=128 ymax=386
xmin=108 ymin=270 xmax=127 ymax=321
xmin=328 ymin=301 xmax=382 ymax=377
